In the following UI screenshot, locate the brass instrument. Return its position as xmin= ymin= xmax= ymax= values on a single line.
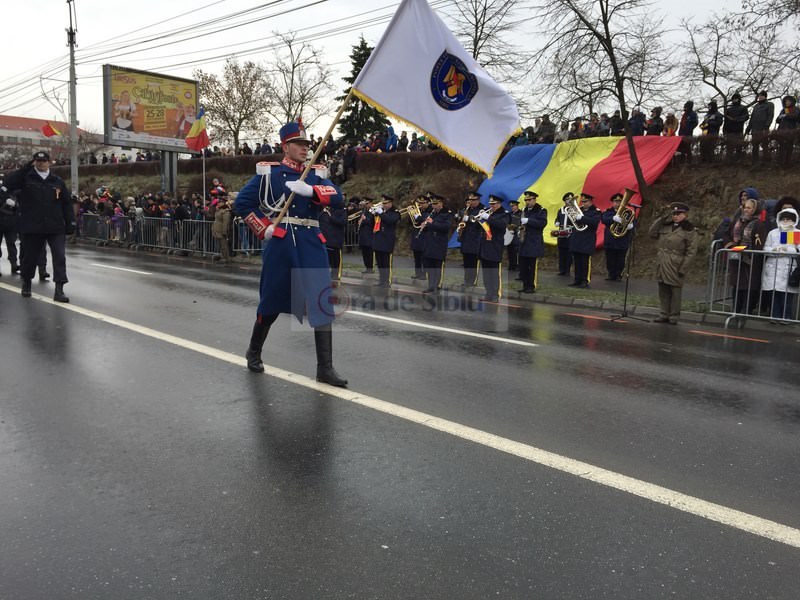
xmin=609 ymin=188 xmax=637 ymax=238
xmin=563 ymin=193 xmax=587 ymax=232
xmin=456 ymin=201 xmax=470 ymax=237
xmin=398 ymin=201 xmax=423 ymax=228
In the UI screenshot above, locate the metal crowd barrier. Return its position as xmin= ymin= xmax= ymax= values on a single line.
xmin=78 ymin=214 xmax=219 ymax=257
xmin=707 ymin=245 xmax=800 ymax=327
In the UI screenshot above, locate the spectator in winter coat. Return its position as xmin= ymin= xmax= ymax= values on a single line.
xmin=722 ymin=93 xmax=749 ymax=161
xmin=746 ymin=90 xmax=774 ymax=164
xmin=761 ymin=207 xmax=800 ymax=320
xmin=645 ymin=107 xmax=664 ymax=136
xmin=678 ymin=101 xmax=699 ymax=161
xmin=775 ymin=95 xmax=799 ymax=167
xmin=699 ymin=100 xmax=723 ymax=162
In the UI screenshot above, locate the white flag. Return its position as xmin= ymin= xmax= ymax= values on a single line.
xmin=352 ymin=0 xmax=521 ymax=175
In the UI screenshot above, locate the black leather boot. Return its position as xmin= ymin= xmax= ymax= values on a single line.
xmin=314 ymin=326 xmax=347 ymax=387
xmin=21 ymin=279 xmax=32 ymax=298
xmin=245 ymin=319 xmax=272 ymax=372
xmin=54 ymin=282 xmax=69 ymax=303
xmin=11 ymin=263 xmax=20 ymax=274
xmin=39 ymin=270 xmax=51 ymax=282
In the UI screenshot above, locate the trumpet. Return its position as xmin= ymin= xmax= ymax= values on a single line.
xmin=563 ymin=193 xmax=587 ymax=231
xmin=609 ymin=188 xmax=637 ymax=238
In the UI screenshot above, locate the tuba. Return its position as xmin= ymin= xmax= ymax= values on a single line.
xmin=609 ymin=188 xmax=637 ymax=238
xmin=563 ymin=193 xmax=587 ymax=231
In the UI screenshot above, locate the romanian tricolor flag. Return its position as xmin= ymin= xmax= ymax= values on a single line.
xmin=185 ymin=107 xmax=209 ymax=152
xmin=477 ymin=136 xmax=681 ymax=246
xmin=41 ymin=122 xmax=61 ymax=137
xmin=780 ymin=231 xmax=799 ymax=244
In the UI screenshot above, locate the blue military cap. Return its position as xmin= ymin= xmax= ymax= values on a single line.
xmin=279 ymin=120 xmax=311 ymax=144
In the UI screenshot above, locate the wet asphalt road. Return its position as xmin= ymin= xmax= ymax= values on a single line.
xmin=1 ymin=246 xmax=799 ymax=599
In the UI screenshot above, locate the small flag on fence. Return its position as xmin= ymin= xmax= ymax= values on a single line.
xmin=41 ymin=122 xmax=61 ymax=137
xmin=730 ymin=245 xmax=748 ymax=251
xmin=780 ymin=231 xmax=799 ymax=244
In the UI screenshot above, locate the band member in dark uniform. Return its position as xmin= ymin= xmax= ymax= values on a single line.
xmin=457 ymin=191 xmax=484 ymax=289
xmin=371 ymin=194 xmax=400 ymax=287
xmin=3 ymin=150 xmax=74 ymax=302
xmin=517 ymin=190 xmax=548 ymax=293
xmin=421 ymin=193 xmax=453 ymax=293
xmin=319 ymin=203 xmax=347 ymax=281
xmin=506 ymin=199 xmax=521 ymax=272
xmin=357 ymin=198 xmax=375 ymax=273
xmin=554 ymin=193 xmax=574 ymax=276
xmin=478 ymin=195 xmax=510 ymax=302
xmin=234 ymin=120 xmax=347 ymax=387
xmin=568 ymin=192 xmax=601 ymax=288
xmin=600 ymin=192 xmax=635 ymax=281
xmin=410 ymin=194 xmax=432 ymax=279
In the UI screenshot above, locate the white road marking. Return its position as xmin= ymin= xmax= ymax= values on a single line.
xmin=345 ymin=309 xmax=539 ymax=348
xmin=3 ymin=280 xmax=799 ymax=549
xmin=89 ymin=263 xmax=153 ymax=275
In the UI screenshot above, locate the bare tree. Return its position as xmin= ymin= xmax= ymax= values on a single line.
xmin=194 ymin=59 xmax=273 ymax=153
xmin=445 ymin=0 xmax=535 ymax=116
xmin=682 ymin=16 xmax=794 ymax=109
xmin=265 ymin=32 xmax=334 ymax=131
xmin=530 ymin=0 xmax=675 ymax=198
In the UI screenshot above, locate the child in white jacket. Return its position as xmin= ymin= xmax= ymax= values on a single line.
xmin=762 ymin=207 xmax=800 ymax=321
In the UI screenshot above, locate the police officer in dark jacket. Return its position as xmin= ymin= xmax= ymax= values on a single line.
xmin=478 ymin=195 xmax=510 ymax=302
xmin=319 ymin=204 xmax=347 ymax=281
xmin=0 ymin=175 xmax=20 ymax=276
xmin=421 ymin=194 xmax=453 ymax=293
xmin=517 ymin=191 xmax=548 ymax=293
xmin=601 ymin=192 xmax=635 ymax=281
xmin=457 ymin=191 xmax=484 ymax=288
xmin=3 ymin=151 xmax=74 ymax=301
xmin=568 ymin=192 xmax=601 ymax=288
xmin=356 ymin=198 xmax=374 ymax=273
xmin=410 ymin=194 xmax=432 ymax=279
xmin=371 ymin=194 xmax=400 ymax=287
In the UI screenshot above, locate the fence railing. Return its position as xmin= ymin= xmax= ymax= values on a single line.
xmin=707 ymin=244 xmax=800 ymax=327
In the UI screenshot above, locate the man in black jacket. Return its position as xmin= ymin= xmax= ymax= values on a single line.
xmin=3 ymin=151 xmax=74 ymax=301
xmin=420 ymin=194 xmax=453 ymax=294
xmin=0 ymin=175 xmax=20 ymax=276
xmin=478 ymin=195 xmax=510 ymax=302
xmin=723 ymin=93 xmax=749 ymax=162
xmin=746 ymin=91 xmax=774 ymax=164
xmin=568 ymin=192 xmax=601 ymax=288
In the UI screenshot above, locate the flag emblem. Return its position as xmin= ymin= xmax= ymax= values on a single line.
xmin=430 ymin=51 xmax=478 ymax=111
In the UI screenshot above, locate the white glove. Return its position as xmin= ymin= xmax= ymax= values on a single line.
xmin=263 ymin=224 xmax=275 ymax=241
xmin=4 ymin=198 xmax=15 ymax=207
xmin=462 ymin=215 xmax=469 ymax=222
xmin=373 ymin=205 xmax=384 ymax=215
xmin=478 ymin=211 xmax=490 ymax=221
xmin=626 ymin=223 xmax=634 ymax=230
xmin=612 ymin=215 xmax=622 ymax=223
xmin=575 ymin=214 xmax=583 ymax=221
xmin=286 ymin=179 xmax=314 ymax=197
xmin=520 ymin=217 xmax=529 ymax=225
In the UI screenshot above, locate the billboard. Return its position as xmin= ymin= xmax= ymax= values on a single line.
xmin=102 ymin=64 xmax=201 ymax=153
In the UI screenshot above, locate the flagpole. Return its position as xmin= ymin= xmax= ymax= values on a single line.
xmin=270 ymin=89 xmax=354 ymax=228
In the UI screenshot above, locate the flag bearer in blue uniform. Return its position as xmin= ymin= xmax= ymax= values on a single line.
xmin=234 ymin=121 xmax=347 ymax=387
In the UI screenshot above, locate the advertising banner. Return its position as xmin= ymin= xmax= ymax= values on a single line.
xmin=103 ymin=65 xmax=201 ymax=152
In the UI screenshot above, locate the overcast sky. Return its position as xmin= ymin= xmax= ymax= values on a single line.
xmin=3 ymin=0 xmax=721 ymax=142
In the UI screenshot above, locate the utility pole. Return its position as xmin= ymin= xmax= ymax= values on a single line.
xmin=67 ymin=0 xmax=78 ymax=195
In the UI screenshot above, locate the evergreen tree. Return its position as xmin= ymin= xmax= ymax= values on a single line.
xmin=336 ymin=36 xmax=391 ymax=144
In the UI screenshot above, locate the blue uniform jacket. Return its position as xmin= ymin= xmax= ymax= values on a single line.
xmin=319 ymin=207 xmax=347 ymax=249
xmin=479 ymin=209 xmax=510 ymax=263
xmin=459 ymin=206 xmax=484 ymax=255
xmin=410 ymin=207 xmax=432 ymax=252
xmin=422 ymin=209 xmax=453 ymax=261
xmin=371 ymin=208 xmax=400 ymax=253
xmin=4 ymin=165 xmax=72 ymax=235
xmin=519 ymin=205 xmax=548 ymax=258
xmin=568 ymin=206 xmax=601 ymax=255
xmin=601 ymin=208 xmax=633 ymax=250
xmin=234 ymin=163 xmax=343 ymax=327
xmin=357 ymin=210 xmax=373 ymax=247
